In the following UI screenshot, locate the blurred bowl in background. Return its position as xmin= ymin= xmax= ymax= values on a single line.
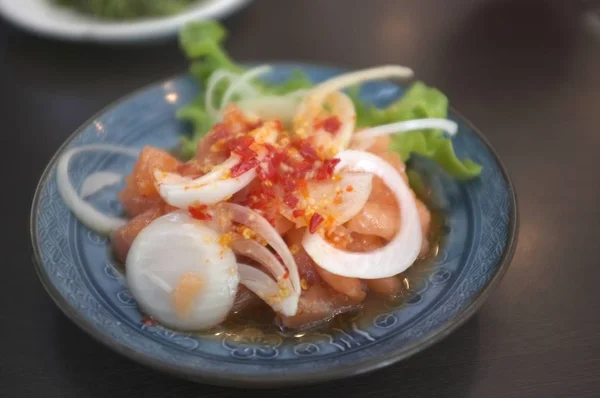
xmin=0 ymin=0 xmax=251 ymax=43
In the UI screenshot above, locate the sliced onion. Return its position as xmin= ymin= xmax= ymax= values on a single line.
xmin=280 ymin=172 xmax=373 ymax=227
xmin=155 ymin=165 xmax=257 ymax=208
xmin=155 ymin=122 xmax=279 ymax=208
xmin=237 ymin=94 xmax=303 ymax=125
xmin=80 ymin=171 xmax=124 ymax=199
xmin=310 ymin=91 xmax=356 ymax=153
xmin=127 ymin=211 xmax=239 ymax=331
xmin=154 ymin=154 xmax=252 ymax=208
xmin=237 ymin=263 xmax=297 ymax=316
xmin=304 ymin=66 xmax=414 ymax=105
xmin=294 ymin=66 xmax=413 ymax=153
xmin=231 ymin=237 xmax=288 ymax=282
xmin=220 ymin=65 xmax=272 ymax=110
xmin=302 ymin=150 xmax=422 ymax=278
xmin=57 ymin=144 xmax=139 ymax=235
xmin=205 ymin=70 xmax=237 ymax=119
xmin=353 ymin=118 xmax=458 ymax=142
xmin=217 ymin=203 xmax=300 ymax=294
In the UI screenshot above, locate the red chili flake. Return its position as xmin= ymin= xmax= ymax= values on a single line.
xmin=292 ymin=209 xmax=305 ymax=218
xmin=315 ymin=158 xmax=341 ymax=180
xmin=231 ymin=157 xmax=259 ymax=177
xmin=211 ymin=123 xmax=232 ymax=141
xmin=272 ymin=120 xmax=284 ymax=132
xmin=188 ymin=204 xmax=212 ymax=221
xmin=321 ymin=116 xmax=342 ymax=134
xmin=227 ymin=136 xmax=256 ymax=159
xmin=346 ymin=185 xmax=354 ymax=192
xmin=247 ymin=120 xmax=264 ymax=131
xmin=257 ymin=161 xmax=278 ymax=183
xmin=283 ymin=271 xmax=289 ymax=279
xmin=309 ymin=213 xmax=324 ymax=233
xmin=141 ymin=316 xmax=156 ymax=326
xmin=281 ymin=176 xmax=297 ymax=192
xmin=265 ymin=214 xmax=276 ymax=227
xmin=297 ymin=140 xmax=321 ymax=161
xmin=283 ymin=193 xmax=299 ymax=208
xmin=292 ymin=159 xmax=315 ymax=177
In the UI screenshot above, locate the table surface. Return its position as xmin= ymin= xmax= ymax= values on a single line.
xmin=2 ymin=0 xmax=600 ymax=396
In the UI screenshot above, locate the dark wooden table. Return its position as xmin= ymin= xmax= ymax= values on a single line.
xmin=2 ymin=0 xmax=600 ymax=396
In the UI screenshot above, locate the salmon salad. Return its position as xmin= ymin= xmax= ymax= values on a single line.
xmin=57 ymin=21 xmax=482 ymax=332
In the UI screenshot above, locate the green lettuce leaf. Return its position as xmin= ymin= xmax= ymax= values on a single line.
xmin=350 ymin=82 xmax=482 ymax=180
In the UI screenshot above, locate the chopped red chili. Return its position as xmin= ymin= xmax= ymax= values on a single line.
xmin=141 ymin=316 xmax=156 ymax=326
xmin=315 ymin=158 xmax=341 ymax=180
xmin=321 ymin=116 xmax=342 ymax=134
xmin=292 ymin=209 xmax=305 ymax=218
xmin=227 ymin=136 xmax=256 ymax=159
xmin=188 ymin=204 xmax=212 ymax=221
xmin=231 ymin=157 xmax=259 ymax=177
xmin=257 ymin=161 xmax=278 ymax=183
xmin=211 ymin=123 xmax=232 ymax=141
xmin=281 ymin=176 xmax=296 ymax=192
xmin=309 ymin=213 xmax=324 ymax=233
xmin=283 ymin=193 xmax=299 ymax=208
xmin=297 ymin=140 xmax=321 ymax=161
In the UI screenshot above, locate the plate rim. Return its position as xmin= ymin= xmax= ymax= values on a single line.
xmin=0 ymin=0 xmax=251 ymax=43
xmin=30 ymin=65 xmax=519 ymax=388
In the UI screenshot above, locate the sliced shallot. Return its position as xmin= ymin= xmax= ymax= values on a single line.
xmin=302 ymin=150 xmax=422 ymax=278
xmin=294 ymin=65 xmax=414 ymax=154
xmin=57 ymin=144 xmax=139 ymax=235
xmin=127 ymin=211 xmax=239 ymax=331
xmin=280 ymin=172 xmax=373 ymax=227
xmin=231 ymin=237 xmax=288 ymax=283
xmin=220 ymin=65 xmax=272 ymax=110
xmin=155 ymin=126 xmax=278 ymax=208
xmin=154 ymin=155 xmax=257 ymax=208
xmin=237 ymin=263 xmax=297 ymax=316
xmin=352 ymin=118 xmax=458 ymax=143
xmin=217 ymin=203 xmax=300 ymax=314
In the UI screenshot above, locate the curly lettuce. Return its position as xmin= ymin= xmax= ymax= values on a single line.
xmin=350 ymin=82 xmax=482 ymax=180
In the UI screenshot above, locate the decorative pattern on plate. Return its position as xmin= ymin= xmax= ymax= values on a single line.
xmin=222 ymin=328 xmax=282 ymax=359
xmin=31 ymin=65 xmax=516 ymax=384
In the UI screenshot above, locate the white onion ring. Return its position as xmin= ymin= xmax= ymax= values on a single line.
xmin=220 ymin=65 xmax=272 ymax=110
xmin=231 ymin=237 xmax=288 ymax=283
xmin=57 ymin=144 xmax=139 ymax=235
xmin=302 ymin=150 xmax=422 ymax=278
xmin=154 ymin=164 xmax=257 ymax=208
xmin=294 ymin=66 xmax=413 ymax=153
xmin=218 ymin=203 xmax=300 ymax=294
xmin=353 ymin=118 xmax=458 ymax=142
xmin=309 ymin=91 xmax=356 ymax=153
xmin=237 ymin=263 xmax=297 ymax=316
xmin=237 ymin=94 xmax=303 ymax=125
xmin=305 ymin=66 xmax=414 ymax=105
xmin=205 ymin=70 xmax=237 ymax=118
xmin=155 ymin=124 xmax=279 ymax=208
xmin=280 ymin=172 xmax=373 ymax=227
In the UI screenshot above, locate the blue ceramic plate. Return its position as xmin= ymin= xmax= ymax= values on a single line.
xmin=30 ymin=64 xmax=518 ymax=387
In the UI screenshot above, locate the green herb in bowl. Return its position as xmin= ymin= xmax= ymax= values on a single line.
xmin=55 ymin=0 xmax=201 ymax=20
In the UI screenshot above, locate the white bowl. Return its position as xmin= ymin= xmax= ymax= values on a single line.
xmin=0 ymin=0 xmax=251 ymax=43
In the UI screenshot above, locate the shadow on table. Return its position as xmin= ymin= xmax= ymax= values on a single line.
xmin=434 ymin=0 xmax=578 ymax=96
xmin=53 ymin=311 xmax=481 ymax=397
